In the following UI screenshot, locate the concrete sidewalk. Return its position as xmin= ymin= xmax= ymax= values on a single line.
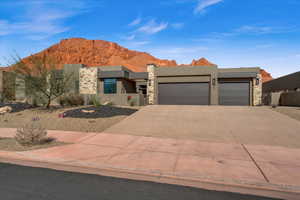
xmin=0 ymin=128 xmax=300 ymax=199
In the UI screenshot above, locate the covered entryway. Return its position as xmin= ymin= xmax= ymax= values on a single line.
xmin=219 ymin=82 xmax=250 ymax=105
xmin=158 ymin=83 xmax=210 ymax=105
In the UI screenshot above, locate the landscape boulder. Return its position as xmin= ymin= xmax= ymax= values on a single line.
xmin=0 ymin=106 xmax=12 ymax=114
xmin=81 ymin=109 xmax=95 ymax=113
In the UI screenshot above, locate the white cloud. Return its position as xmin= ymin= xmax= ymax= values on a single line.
xmin=195 ymin=25 xmax=295 ymax=42
xmin=126 ymin=41 xmax=150 ymax=48
xmin=137 ymin=20 xmax=168 ymax=35
xmin=129 ymin=17 xmax=142 ymax=26
xmin=0 ymin=0 xmax=92 ymax=40
xmin=171 ymin=23 xmax=185 ymax=29
xmin=122 ymin=34 xmax=136 ymax=41
xmin=194 ymin=0 xmax=223 ymax=14
xmin=236 ymin=26 xmax=276 ymax=34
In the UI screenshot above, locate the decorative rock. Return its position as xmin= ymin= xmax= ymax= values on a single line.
xmin=0 ymin=106 xmax=12 ymax=114
xmin=81 ymin=109 xmax=95 ymax=113
xmin=103 ymin=101 xmax=111 ymax=106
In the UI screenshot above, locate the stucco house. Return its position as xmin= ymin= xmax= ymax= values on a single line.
xmin=63 ymin=64 xmax=262 ymax=106
xmin=0 ymin=63 xmax=262 ymax=106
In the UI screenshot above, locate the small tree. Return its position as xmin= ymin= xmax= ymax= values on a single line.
xmin=12 ymin=55 xmax=73 ymax=108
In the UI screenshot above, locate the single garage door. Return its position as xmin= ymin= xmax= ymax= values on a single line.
xmin=158 ymin=83 xmax=209 ymax=105
xmin=219 ymin=82 xmax=250 ymax=105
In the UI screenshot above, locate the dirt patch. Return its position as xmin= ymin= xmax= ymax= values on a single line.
xmin=271 ymin=106 xmax=300 ymax=122
xmin=0 ymin=105 xmax=139 ymax=133
xmin=0 ymin=137 xmax=66 ymax=151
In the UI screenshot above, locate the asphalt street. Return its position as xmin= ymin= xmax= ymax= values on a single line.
xmin=0 ymin=162 xmax=279 ymax=200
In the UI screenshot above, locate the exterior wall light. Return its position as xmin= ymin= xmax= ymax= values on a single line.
xmin=256 ymin=78 xmax=260 ymax=85
xmin=212 ymin=78 xmax=216 ymax=86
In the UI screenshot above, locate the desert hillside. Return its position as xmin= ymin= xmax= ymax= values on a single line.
xmin=6 ymin=38 xmax=273 ymax=82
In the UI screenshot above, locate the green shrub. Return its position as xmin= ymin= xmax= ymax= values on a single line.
xmin=15 ymin=119 xmax=48 ymax=146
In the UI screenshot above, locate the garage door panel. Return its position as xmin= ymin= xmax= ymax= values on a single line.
xmin=158 ymin=83 xmax=209 ymax=105
xmin=219 ymin=82 xmax=250 ymax=106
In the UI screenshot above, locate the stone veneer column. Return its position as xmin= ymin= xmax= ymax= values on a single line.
xmin=253 ymin=74 xmax=262 ymax=106
xmin=79 ymin=67 xmax=98 ymax=94
xmin=147 ymin=64 xmax=157 ymax=105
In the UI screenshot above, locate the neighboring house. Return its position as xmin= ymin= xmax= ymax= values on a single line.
xmin=64 ymin=64 xmax=262 ymax=106
xmin=262 ymin=71 xmax=300 ymax=106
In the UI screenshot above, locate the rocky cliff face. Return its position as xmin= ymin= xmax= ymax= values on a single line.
xmin=17 ymin=38 xmax=272 ymax=81
xmin=190 ymin=58 xmax=217 ymax=66
xmin=21 ymin=38 xmax=177 ymax=72
xmin=260 ymin=69 xmax=273 ymax=83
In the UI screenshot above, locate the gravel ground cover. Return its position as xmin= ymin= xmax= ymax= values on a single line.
xmin=0 ymin=103 xmax=139 ymax=133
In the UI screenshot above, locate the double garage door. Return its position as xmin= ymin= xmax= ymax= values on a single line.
xmin=158 ymin=82 xmax=250 ymax=105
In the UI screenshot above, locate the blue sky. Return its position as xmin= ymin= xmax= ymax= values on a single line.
xmin=0 ymin=0 xmax=300 ymax=78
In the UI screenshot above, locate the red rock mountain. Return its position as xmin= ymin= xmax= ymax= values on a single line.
xmin=190 ymin=58 xmax=217 ymax=66
xmin=15 ymin=38 xmax=272 ymax=81
xmin=260 ymin=69 xmax=273 ymax=83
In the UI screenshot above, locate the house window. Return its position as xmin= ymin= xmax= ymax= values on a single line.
xmin=104 ymin=78 xmax=117 ymax=94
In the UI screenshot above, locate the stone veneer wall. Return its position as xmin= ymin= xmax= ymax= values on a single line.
xmin=253 ymin=74 xmax=262 ymax=106
xmin=147 ymin=64 xmax=156 ymax=104
xmin=79 ymin=67 xmax=98 ymax=94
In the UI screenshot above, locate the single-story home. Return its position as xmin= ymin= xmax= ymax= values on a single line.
xmin=262 ymin=71 xmax=300 ymax=106
xmin=63 ymin=64 xmax=262 ymax=106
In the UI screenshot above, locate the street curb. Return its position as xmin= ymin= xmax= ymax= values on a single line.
xmin=0 ymin=155 xmax=299 ymax=200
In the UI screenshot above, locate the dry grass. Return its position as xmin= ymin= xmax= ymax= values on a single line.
xmin=0 ymin=137 xmax=66 ymax=152
xmin=0 ymin=104 xmax=139 ymax=133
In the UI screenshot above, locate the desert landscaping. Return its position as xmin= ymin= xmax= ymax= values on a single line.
xmin=0 ymin=103 xmax=139 ymax=133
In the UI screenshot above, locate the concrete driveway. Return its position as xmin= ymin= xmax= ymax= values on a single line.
xmin=105 ymin=105 xmax=300 ymax=148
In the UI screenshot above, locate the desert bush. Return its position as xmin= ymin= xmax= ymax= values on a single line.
xmin=129 ymin=99 xmax=137 ymax=107
xmin=92 ymin=96 xmax=101 ymax=107
xmin=59 ymin=94 xmax=84 ymax=106
xmin=11 ymin=55 xmax=74 ymax=109
xmin=58 ymin=95 xmax=68 ymax=106
xmin=15 ymin=119 xmax=48 ymax=146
